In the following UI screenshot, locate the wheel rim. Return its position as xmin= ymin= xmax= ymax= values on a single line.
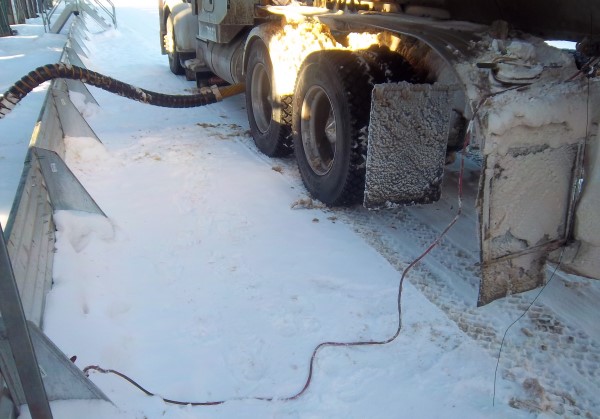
xmin=250 ymin=62 xmax=272 ymax=134
xmin=301 ymin=85 xmax=336 ymax=176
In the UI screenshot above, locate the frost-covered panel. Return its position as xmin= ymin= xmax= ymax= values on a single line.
xmin=563 ymin=100 xmax=600 ymax=279
xmin=483 ymin=144 xmax=578 ymax=260
xmin=478 ymin=143 xmax=580 ymax=305
xmin=476 ymin=77 xmax=589 ymax=305
xmin=364 ymin=82 xmax=454 ymax=208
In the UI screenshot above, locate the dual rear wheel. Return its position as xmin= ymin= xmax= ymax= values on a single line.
xmin=245 ymin=45 xmax=416 ymax=206
xmin=292 ymin=51 xmax=374 ymax=206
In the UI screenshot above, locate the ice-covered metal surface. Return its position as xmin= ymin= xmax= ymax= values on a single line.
xmin=321 ymin=12 xmax=597 ymax=303
xmin=482 ymin=144 xmax=579 ymax=260
xmin=479 ymin=248 xmax=549 ymax=306
xmin=475 ymin=74 xmax=590 ymax=304
xmin=559 ymin=87 xmax=600 ymax=279
xmin=364 ymin=82 xmax=455 ymax=208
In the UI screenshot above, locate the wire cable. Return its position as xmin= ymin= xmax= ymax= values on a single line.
xmin=492 ymin=248 xmax=565 ymax=406
xmin=83 ymin=365 xmax=226 ymax=406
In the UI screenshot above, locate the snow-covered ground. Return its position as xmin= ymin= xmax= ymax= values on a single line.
xmin=2 ymin=1 xmax=599 ymax=418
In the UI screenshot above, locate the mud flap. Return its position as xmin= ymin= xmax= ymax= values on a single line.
xmin=364 ymin=82 xmax=457 ymax=208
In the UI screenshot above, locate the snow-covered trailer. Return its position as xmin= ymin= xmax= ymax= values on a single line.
xmin=158 ymin=0 xmax=600 ymax=305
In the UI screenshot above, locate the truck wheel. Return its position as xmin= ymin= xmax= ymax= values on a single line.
xmin=292 ymin=51 xmax=375 ymax=206
xmin=165 ymin=15 xmax=184 ymax=75
xmin=245 ymin=40 xmax=293 ymax=157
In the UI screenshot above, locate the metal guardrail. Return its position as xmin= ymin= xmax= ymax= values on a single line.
xmin=41 ymin=0 xmax=61 ymax=32
xmin=1 ymin=15 xmax=109 ymax=418
xmin=42 ymin=0 xmax=116 ymax=33
xmin=4 ymin=18 xmax=105 ymax=327
xmin=90 ymin=0 xmax=115 ymax=28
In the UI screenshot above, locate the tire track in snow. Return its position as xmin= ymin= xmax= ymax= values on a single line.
xmin=335 ymin=194 xmax=599 ymax=417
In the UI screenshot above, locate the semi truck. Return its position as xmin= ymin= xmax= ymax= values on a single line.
xmin=157 ymin=0 xmax=599 ymax=305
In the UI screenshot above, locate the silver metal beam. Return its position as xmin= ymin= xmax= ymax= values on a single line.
xmin=0 ymin=224 xmax=52 ymax=418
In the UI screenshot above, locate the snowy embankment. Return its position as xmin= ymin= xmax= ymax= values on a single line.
xmin=2 ymin=1 xmax=599 ymax=418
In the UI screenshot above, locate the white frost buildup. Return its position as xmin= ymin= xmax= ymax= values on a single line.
xmin=54 ymin=210 xmax=115 ymax=253
xmin=68 ymin=90 xmax=100 ymax=118
xmin=64 ymin=135 xmax=114 ymax=167
xmin=482 ymin=80 xmax=589 ymax=155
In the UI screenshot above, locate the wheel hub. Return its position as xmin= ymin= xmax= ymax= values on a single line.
xmin=301 ymin=85 xmax=336 ymax=176
xmin=251 ymin=63 xmax=273 ymax=134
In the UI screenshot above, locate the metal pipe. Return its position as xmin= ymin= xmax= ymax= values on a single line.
xmin=196 ymin=32 xmax=247 ymax=85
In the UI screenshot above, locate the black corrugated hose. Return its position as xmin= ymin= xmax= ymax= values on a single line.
xmin=0 ymin=63 xmax=245 ymax=118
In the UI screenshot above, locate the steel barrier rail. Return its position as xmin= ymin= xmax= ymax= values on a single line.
xmin=44 ymin=0 xmax=116 ymax=34
xmin=4 ymin=13 xmax=104 ymax=327
xmin=1 ymin=15 xmax=109 ymax=418
xmin=90 ymin=0 xmax=115 ymax=28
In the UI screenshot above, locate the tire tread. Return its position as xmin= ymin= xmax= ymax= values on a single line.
xmin=293 ymin=49 xmax=416 ymax=206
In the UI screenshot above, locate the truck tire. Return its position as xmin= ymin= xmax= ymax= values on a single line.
xmin=245 ymin=40 xmax=293 ymax=157
xmin=292 ymin=50 xmax=377 ymax=206
xmin=165 ymin=15 xmax=184 ymax=75
xmin=293 ymin=48 xmax=418 ymax=206
xmin=356 ymin=45 xmax=420 ymax=84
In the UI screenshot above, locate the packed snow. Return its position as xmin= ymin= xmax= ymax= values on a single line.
xmin=1 ymin=1 xmax=599 ymax=418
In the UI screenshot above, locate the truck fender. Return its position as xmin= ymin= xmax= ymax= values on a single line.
xmin=242 ymin=24 xmax=284 ymax=77
xmin=163 ymin=1 xmax=197 ymax=53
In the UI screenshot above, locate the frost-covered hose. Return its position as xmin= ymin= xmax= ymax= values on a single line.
xmin=0 ymin=63 xmax=245 ymax=119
